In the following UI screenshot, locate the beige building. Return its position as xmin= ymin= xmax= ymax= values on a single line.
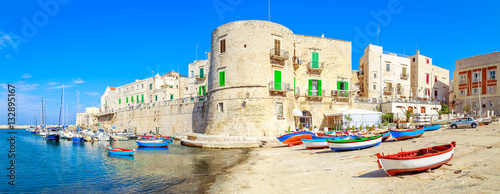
xmin=410 ymin=50 xmax=450 ymax=104
xmin=186 ymin=59 xmax=210 ymax=101
xmin=100 ymin=71 xmax=188 ymax=112
xmin=358 ymin=44 xmax=412 ymax=102
xmin=76 ymin=107 xmax=100 ymax=128
xmin=453 ymin=51 xmax=500 ymax=116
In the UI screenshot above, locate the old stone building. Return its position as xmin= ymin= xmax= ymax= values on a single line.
xmin=186 ymin=59 xmax=210 ymax=100
xmin=410 ymin=50 xmax=450 ymax=103
xmin=453 ymin=51 xmax=500 ymax=116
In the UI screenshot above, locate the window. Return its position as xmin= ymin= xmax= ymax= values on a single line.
xmin=119 ymin=99 xmax=121 ymax=104
xmin=386 ymin=64 xmax=390 ymax=71
xmin=373 ymin=84 xmax=376 ymax=90
xmin=119 ymin=89 xmax=121 ymax=93
xmin=473 ymin=88 xmax=478 ymax=94
xmin=191 ymin=71 xmax=194 ymax=77
xmin=474 ymin=101 xmax=478 ymax=108
xmin=413 ymin=58 xmax=415 ymax=62
xmin=155 ymin=95 xmax=157 ymax=101
xmin=170 ymin=94 xmax=173 ymax=100
xmin=219 ymin=71 xmax=226 ymax=86
xmin=337 ymin=81 xmax=348 ymax=91
xmin=131 ymin=96 xmax=134 ymax=102
xmin=131 ymin=86 xmax=133 ymax=91
xmin=312 ymin=52 xmax=319 ymax=68
xmin=199 ymin=86 xmax=206 ymax=96
xmin=374 ymin=73 xmax=377 ymax=78
xmin=136 ymin=95 xmax=139 ymax=103
xmin=488 ymin=86 xmax=496 ymax=94
xmin=490 ymin=100 xmax=494 ymax=107
xmin=220 ymin=39 xmax=226 ymax=53
xmin=200 ymin=68 xmax=204 ymax=78
xmin=435 ymin=77 xmax=437 ymax=82
xmin=137 ymin=85 xmax=138 ymax=90
xmin=149 ymin=84 xmax=152 ymax=90
xmin=434 ymin=90 xmax=438 ymax=98
xmin=402 ymin=67 xmax=407 ymax=77
xmin=126 ymin=87 xmax=128 ymax=92
xmin=276 ymin=102 xmax=283 ymax=118
xmin=126 ymin=97 xmax=129 ymax=103
xmin=489 ymin=70 xmax=496 ymax=80
xmin=426 ymin=59 xmax=429 ymax=64
xmin=473 ymin=72 xmax=480 ymax=82
xmin=308 ymin=79 xmax=322 ymax=96
xmin=274 ymin=39 xmax=281 ymax=56
xmin=426 ymin=74 xmax=430 ymax=84
xmin=142 ymin=84 xmax=144 ymax=89
xmin=218 ymin=102 xmax=224 ymax=113
xmin=459 ymin=75 xmax=466 ymax=84
xmin=459 ymin=90 xmax=465 ymax=96
xmin=141 ymin=94 xmax=144 ymax=103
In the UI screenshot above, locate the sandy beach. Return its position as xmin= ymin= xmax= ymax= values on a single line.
xmin=210 ymin=124 xmax=500 ymax=193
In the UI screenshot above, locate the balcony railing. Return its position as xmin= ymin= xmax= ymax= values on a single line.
xmin=268 ymin=81 xmax=290 ymax=93
xmin=270 ymin=48 xmax=289 ymax=60
xmin=383 ymin=88 xmax=393 ymax=95
xmin=307 ymin=61 xmax=324 ymax=74
xmin=332 ymin=90 xmax=350 ymax=98
xmin=196 ymin=74 xmax=206 ymax=81
xmin=400 ymin=73 xmax=409 ymax=79
xmin=306 ymin=89 xmax=325 ymax=100
xmin=294 ymin=87 xmax=301 ymax=96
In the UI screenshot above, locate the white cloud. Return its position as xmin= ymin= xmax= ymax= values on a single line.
xmin=0 ymin=33 xmax=13 ymax=50
xmin=22 ymin=73 xmax=32 ymax=78
xmin=84 ymin=92 xmax=100 ymax=96
xmin=48 ymin=82 xmax=59 ymax=86
xmin=48 ymin=84 xmax=74 ymax=90
xmin=2 ymin=82 xmax=39 ymax=92
xmin=72 ymin=78 xmax=85 ymax=84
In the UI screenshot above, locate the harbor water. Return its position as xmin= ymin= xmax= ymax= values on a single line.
xmin=0 ymin=129 xmax=249 ymax=193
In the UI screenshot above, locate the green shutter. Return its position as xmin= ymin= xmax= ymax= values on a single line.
xmin=126 ymin=97 xmax=128 ymax=103
xmin=344 ymin=82 xmax=349 ymax=91
xmin=219 ymin=71 xmax=225 ymax=86
xmin=199 ymin=86 xmax=201 ymax=96
xmin=337 ymin=81 xmax=341 ymax=90
xmin=308 ymin=79 xmax=313 ymax=96
xmin=150 ymin=84 xmax=152 ymax=90
xmin=141 ymin=94 xmax=144 ymax=102
xmin=131 ymin=96 xmax=133 ymax=102
xmin=312 ymin=52 xmax=319 ymax=68
xmin=170 ymin=95 xmax=173 ymax=100
xmin=200 ymin=68 xmax=204 ymax=78
xmin=136 ymin=95 xmax=139 ymax=103
xmin=155 ymin=95 xmax=157 ymax=101
xmin=119 ymin=99 xmax=121 ymax=104
xmin=318 ymin=80 xmax=322 ymax=96
xmin=294 ymin=77 xmax=296 ymax=94
xmin=274 ymin=70 xmax=281 ymax=90
xmin=203 ymin=86 xmax=206 ymax=95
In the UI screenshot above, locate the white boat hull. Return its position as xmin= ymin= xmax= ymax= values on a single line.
xmin=378 ymin=147 xmax=454 ymax=175
xmin=328 ymin=136 xmax=382 ymax=151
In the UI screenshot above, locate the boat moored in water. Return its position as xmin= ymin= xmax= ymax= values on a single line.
xmin=136 ymin=139 xmax=171 ymax=147
xmin=377 ymin=142 xmax=456 ymax=176
xmin=107 ymin=145 xmax=135 ymax=156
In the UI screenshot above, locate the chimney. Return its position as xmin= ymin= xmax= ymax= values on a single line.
xmin=416 ymin=50 xmax=420 ymax=55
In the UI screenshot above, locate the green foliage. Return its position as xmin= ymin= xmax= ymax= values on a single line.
xmin=299 ymin=123 xmax=303 ymax=129
xmin=344 ymin=114 xmax=352 ymax=121
xmin=401 ymin=107 xmax=415 ymax=122
xmin=288 ymin=126 xmax=291 ymax=133
xmin=463 ymin=104 xmax=471 ymax=115
xmin=377 ymin=123 xmax=381 ymax=129
xmin=382 ymin=112 xmax=393 ymax=123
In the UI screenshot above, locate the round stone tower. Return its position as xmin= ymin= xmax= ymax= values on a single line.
xmin=205 ymin=20 xmax=295 ymax=137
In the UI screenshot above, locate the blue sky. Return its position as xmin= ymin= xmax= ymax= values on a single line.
xmin=1 ymin=0 xmax=499 ymax=125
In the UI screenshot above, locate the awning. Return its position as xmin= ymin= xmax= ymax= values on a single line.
xmin=293 ymin=109 xmax=303 ymax=116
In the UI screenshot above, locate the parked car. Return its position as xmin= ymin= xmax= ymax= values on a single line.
xmin=450 ymin=117 xmax=479 ymax=129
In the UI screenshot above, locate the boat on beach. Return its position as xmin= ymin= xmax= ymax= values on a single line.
xmin=301 ymin=135 xmax=351 ymax=149
xmin=107 ymin=145 xmax=135 ymax=156
xmin=372 ymin=129 xmax=391 ymax=142
xmin=327 ymin=135 xmax=382 ymax=152
xmin=277 ymin=131 xmax=314 ymax=146
xmin=423 ymin=124 xmax=441 ymax=131
xmin=389 ymin=127 xmax=425 ymax=141
xmin=376 ymin=141 xmax=456 ymax=176
xmin=136 ymin=139 xmax=170 ymax=147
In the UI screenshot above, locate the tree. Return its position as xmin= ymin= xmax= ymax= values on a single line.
xmin=344 ymin=114 xmax=353 ymax=130
xmin=463 ymin=104 xmax=471 ymax=115
xmin=401 ymin=107 xmax=415 ymax=123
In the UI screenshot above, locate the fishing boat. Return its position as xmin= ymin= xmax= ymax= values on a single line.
xmin=372 ymin=129 xmax=391 ymax=142
xmin=376 ymin=142 xmax=456 ymax=176
xmin=327 ymin=135 xmax=382 ymax=152
xmin=45 ymin=128 xmax=61 ymax=141
xmin=107 ymin=145 xmax=135 ymax=156
xmin=72 ymin=134 xmax=84 ymax=142
xmin=301 ymin=135 xmax=351 ymax=149
xmin=277 ymin=131 xmax=314 ymax=146
xmin=389 ymin=127 xmax=425 ymax=141
xmin=423 ymin=124 xmax=441 ymax=131
xmin=136 ymin=139 xmax=170 ymax=147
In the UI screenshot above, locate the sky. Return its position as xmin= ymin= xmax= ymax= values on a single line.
xmin=0 ymin=0 xmax=499 ymax=125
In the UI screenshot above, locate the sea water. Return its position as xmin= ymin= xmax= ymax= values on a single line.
xmin=0 ymin=129 xmax=249 ymax=193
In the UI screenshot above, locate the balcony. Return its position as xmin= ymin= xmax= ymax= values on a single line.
xmin=332 ymin=90 xmax=350 ymax=98
xmin=400 ymin=73 xmax=409 ymax=80
xmin=268 ymin=81 xmax=290 ymax=95
xmin=307 ymin=61 xmax=324 ymax=74
xmin=383 ymin=88 xmax=393 ymax=95
xmin=294 ymin=87 xmax=301 ymax=97
xmin=196 ymin=74 xmax=206 ymax=81
xmin=270 ymin=48 xmax=289 ymax=61
xmin=306 ymin=89 xmax=324 ymax=101
xmin=396 ymin=88 xmax=403 ymax=95
xmin=292 ymin=57 xmax=299 ymax=69
xmin=358 ymin=71 xmax=365 ymax=77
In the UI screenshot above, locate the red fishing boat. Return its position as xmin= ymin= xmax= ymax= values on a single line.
xmin=376 ymin=142 xmax=456 ymax=176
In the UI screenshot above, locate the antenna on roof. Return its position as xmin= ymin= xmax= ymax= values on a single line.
xmin=268 ymin=0 xmax=271 ymax=21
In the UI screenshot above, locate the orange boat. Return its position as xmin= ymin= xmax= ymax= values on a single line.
xmin=277 ymin=131 xmax=314 ymax=146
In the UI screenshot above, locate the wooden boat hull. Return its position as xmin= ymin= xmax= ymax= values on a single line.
xmin=136 ymin=140 xmax=170 ymax=147
xmin=107 ymin=146 xmax=135 ymax=156
xmin=390 ymin=128 xmax=425 ymax=141
xmin=277 ymin=131 xmax=314 ymax=145
xmin=328 ymin=136 xmax=382 ymax=152
xmin=424 ymin=124 xmax=441 ymax=131
xmin=377 ymin=142 xmax=455 ymax=176
xmin=301 ymin=136 xmax=349 ymax=149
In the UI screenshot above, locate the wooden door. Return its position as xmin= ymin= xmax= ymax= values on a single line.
xmin=421 ymin=107 xmax=426 ymax=113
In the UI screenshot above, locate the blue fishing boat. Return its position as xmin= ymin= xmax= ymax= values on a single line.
xmin=423 ymin=124 xmax=441 ymax=131
xmin=107 ymin=145 xmax=135 ymax=156
xmin=389 ymin=127 xmax=425 ymax=141
xmin=136 ymin=139 xmax=170 ymax=147
xmin=277 ymin=131 xmax=314 ymax=146
xmin=45 ymin=127 xmax=61 ymax=141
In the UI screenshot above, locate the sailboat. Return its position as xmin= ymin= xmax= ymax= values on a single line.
xmin=46 ymin=85 xmax=64 ymax=141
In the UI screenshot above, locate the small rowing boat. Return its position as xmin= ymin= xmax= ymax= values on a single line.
xmin=327 ymin=135 xmax=382 ymax=152
xmin=136 ymin=139 xmax=170 ymax=147
xmin=389 ymin=127 xmax=425 ymax=141
xmin=107 ymin=145 xmax=135 ymax=156
xmin=277 ymin=131 xmax=314 ymax=146
xmin=372 ymin=129 xmax=391 ymax=142
xmin=377 ymin=142 xmax=456 ymax=176
xmin=423 ymin=124 xmax=441 ymax=131
xmin=301 ymin=135 xmax=351 ymax=149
